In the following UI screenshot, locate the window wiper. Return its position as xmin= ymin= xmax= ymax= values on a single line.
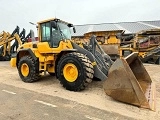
xmin=60 ymin=30 xmax=67 ymax=39
xmin=57 ymin=25 xmax=66 ymax=40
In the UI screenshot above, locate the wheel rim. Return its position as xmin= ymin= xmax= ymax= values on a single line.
xmin=63 ymin=63 xmax=78 ymax=82
xmin=21 ymin=63 xmax=29 ymax=77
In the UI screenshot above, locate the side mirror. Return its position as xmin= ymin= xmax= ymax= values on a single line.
xmin=68 ymin=24 xmax=76 ymax=33
xmin=73 ymin=27 xmax=76 ymax=33
xmin=51 ymin=21 xmax=57 ymax=28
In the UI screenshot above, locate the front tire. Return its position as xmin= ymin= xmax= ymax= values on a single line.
xmin=57 ymin=52 xmax=94 ymax=91
xmin=18 ymin=56 xmax=39 ymax=82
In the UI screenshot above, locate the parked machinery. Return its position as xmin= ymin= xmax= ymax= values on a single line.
xmin=77 ymin=29 xmax=160 ymax=64
xmin=0 ymin=26 xmax=23 ymax=61
xmin=119 ymin=29 xmax=160 ymax=64
xmin=0 ymin=26 xmax=37 ymax=61
xmin=10 ymin=18 xmax=155 ymax=110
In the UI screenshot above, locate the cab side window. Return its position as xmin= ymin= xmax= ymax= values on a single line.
xmin=41 ymin=22 xmax=51 ymax=42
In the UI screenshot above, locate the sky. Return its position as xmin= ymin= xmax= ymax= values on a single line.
xmin=0 ymin=0 xmax=160 ymax=35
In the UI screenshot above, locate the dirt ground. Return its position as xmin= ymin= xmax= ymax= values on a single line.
xmin=0 ymin=61 xmax=160 ymax=120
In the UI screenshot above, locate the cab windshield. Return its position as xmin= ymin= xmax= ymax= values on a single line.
xmin=41 ymin=20 xmax=72 ymax=48
xmin=57 ymin=22 xmax=71 ymax=40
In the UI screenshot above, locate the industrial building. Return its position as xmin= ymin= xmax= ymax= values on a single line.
xmin=72 ymin=20 xmax=160 ymax=37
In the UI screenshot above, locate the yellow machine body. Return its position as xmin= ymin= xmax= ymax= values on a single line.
xmin=11 ymin=18 xmax=75 ymax=73
xmin=11 ymin=18 xmax=96 ymax=92
xmin=15 ymin=40 xmax=74 ymax=73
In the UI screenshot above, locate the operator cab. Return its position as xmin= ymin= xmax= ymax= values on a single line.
xmin=38 ymin=18 xmax=76 ymax=48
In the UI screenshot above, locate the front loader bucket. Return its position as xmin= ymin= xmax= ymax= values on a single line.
xmin=103 ymin=52 xmax=156 ymax=111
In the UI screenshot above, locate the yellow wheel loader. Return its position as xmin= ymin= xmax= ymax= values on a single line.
xmin=10 ymin=18 xmax=155 ymax=110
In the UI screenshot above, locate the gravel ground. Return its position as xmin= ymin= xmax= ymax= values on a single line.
xmin=0 ymin=61 xmax=160 ymax=120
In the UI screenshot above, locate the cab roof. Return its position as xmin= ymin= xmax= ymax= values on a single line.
xmin=37 ymin=18 xmax=72 ymax=25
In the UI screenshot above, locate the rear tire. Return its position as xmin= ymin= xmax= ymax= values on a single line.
xmin=18 ymin=56 xmax=40 ymax=82
xmin=57 ymin=52 xmax=94 ymax=91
